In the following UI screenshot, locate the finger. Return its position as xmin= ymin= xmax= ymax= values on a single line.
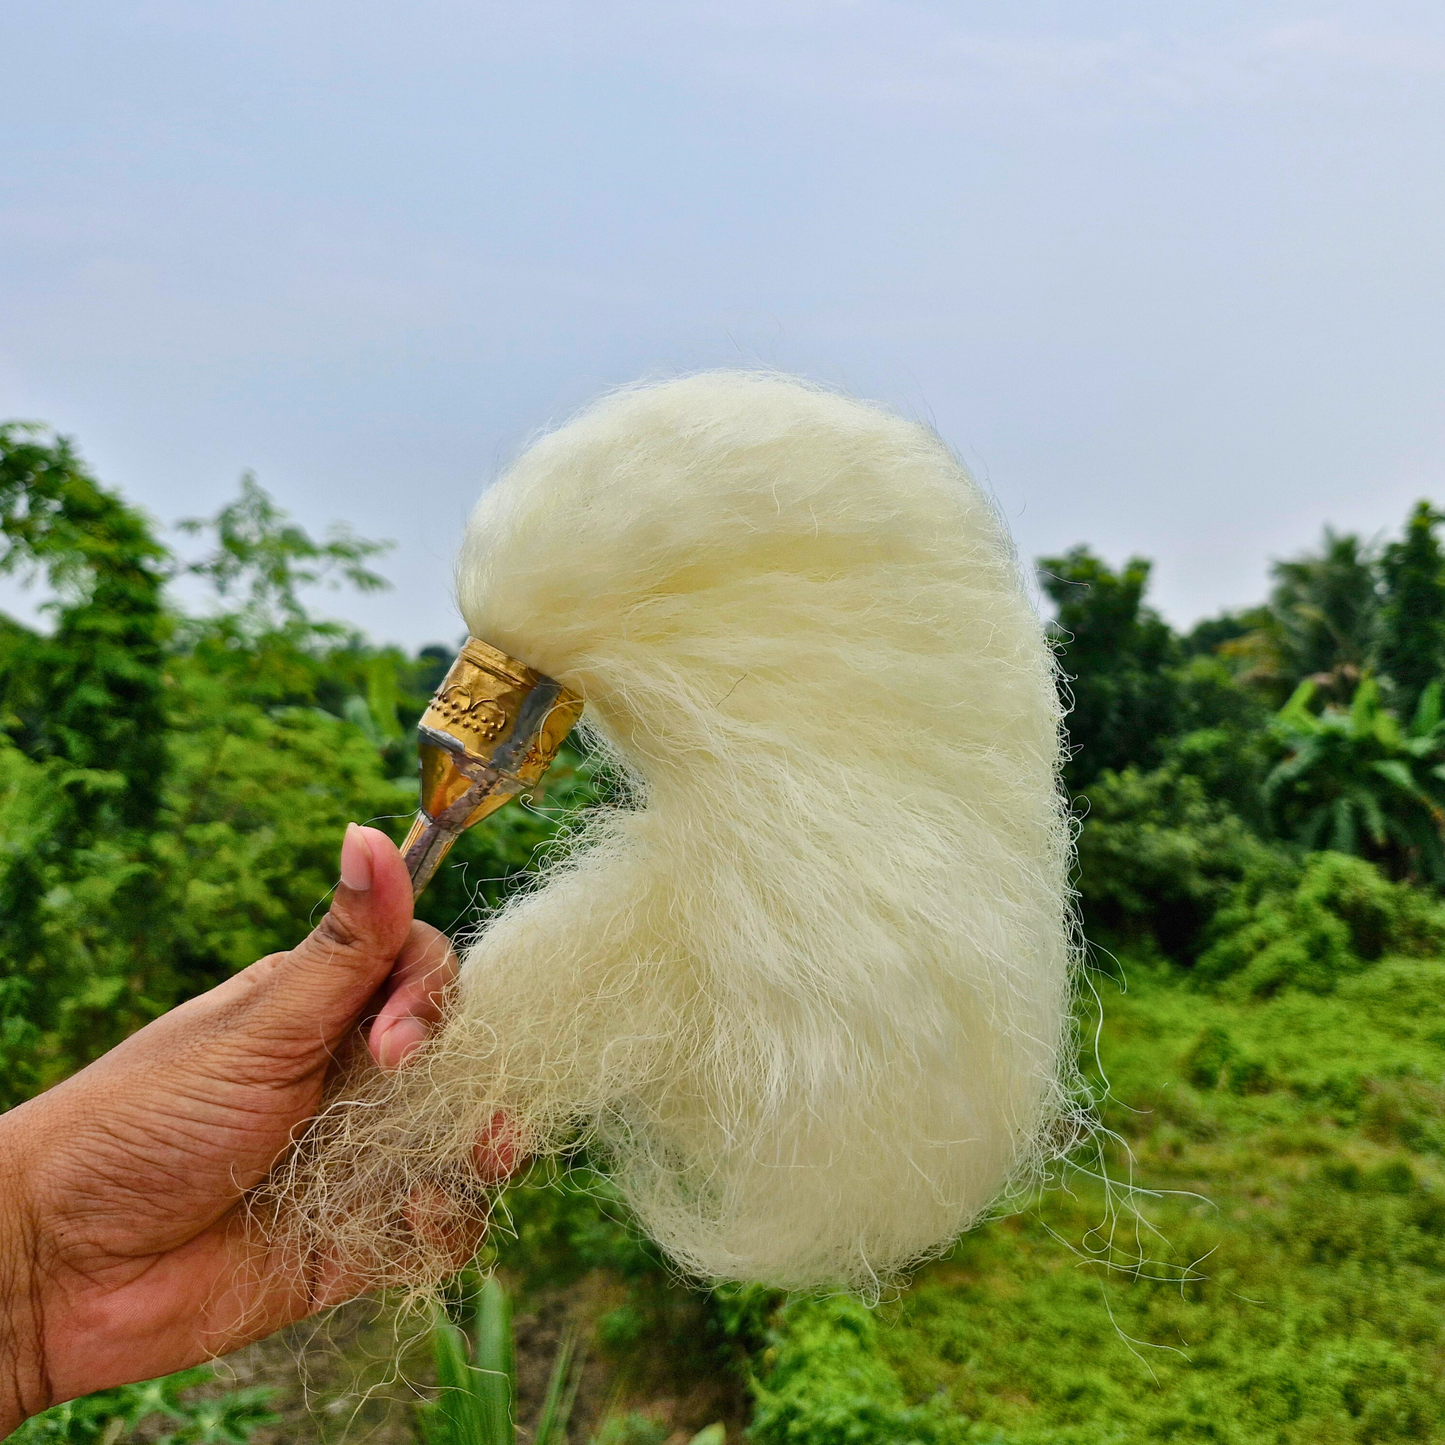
xmin=369 ymin=921 xmax=459 ymax=1069
xmin=403 ymin=1183 xmax=490 ymax=1271
xmin=250 ymin=824 xmax=415 ymax=1042
xmin=472 ymin=1112 xmax=523 ymax=1185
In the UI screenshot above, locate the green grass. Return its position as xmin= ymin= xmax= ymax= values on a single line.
xmin=480 ymin=948 xmax=1445 ymax=1443
xmin=848 ymin=956 xmax=1445 ymax=1443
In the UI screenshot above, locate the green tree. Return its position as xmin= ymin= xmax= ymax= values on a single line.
xmin=0 ymin=427 xmax=178 ymax=1085
xmin=0 ymin=424 xmax=169 ymax=831
xmin=1225 ymin=529 xmax=1379 ymax=706
xmin=1264 ymin=677 xmax=1445 ymax=885
xmin=1182 ymin=607 xmax=1259 ymax=661
xmin=173 ymin=473 xmax=392 ymax=707
xmin=1378 ymin=501 xmax=1445 ymax=721
xmin=1269 ymin=529 xmax=1379 ymax=698
xmin=1038 ymin=548 xmax=1182 ymax=791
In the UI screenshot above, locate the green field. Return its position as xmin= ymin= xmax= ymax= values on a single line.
xmin=868 ymin=955 xmax=1445 ymax=1443
xmin=456 ymin=944 xmax=1444 ymax=1445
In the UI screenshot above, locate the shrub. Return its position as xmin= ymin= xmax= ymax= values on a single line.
xmin=1074 ymin=757 xmax=1283 ymax=964
xmin=1196 ymin=851 xmax=1445 ymax=997
xmin=748 ymin=1297 xmax=996 ymax=1445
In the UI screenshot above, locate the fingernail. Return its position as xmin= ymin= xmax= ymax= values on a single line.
xmin=377 ymin=1016 xmax=428 ymax=1069
xmin=340 ymin=823 xmax=373 ymax=892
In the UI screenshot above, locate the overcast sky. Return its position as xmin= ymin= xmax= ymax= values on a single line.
xmin=3 ymin=1 xmax=1443 ymax=647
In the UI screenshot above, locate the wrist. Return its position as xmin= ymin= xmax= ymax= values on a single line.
xmin=0 ymin=1102 xmax=52 ymax=1433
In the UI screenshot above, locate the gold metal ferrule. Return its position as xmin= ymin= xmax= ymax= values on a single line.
xmin=401 ymin=638 xmax=584 ymax=897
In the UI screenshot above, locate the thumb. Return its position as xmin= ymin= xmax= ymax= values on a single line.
xmin=270 ymin=824 xmax=417 ymax=1034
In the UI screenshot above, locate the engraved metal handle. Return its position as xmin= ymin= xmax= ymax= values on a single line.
xmin=401 ymin=638 xmax=584 ymax=897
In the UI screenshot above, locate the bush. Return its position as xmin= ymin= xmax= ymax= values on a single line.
xmin=1074 ymin=756 xmax=1283 ymax=964
xmin=748 ymin=1297 xmax=997 ymax=1445
xmin=1196 ymin=851 xmax=1445 ymax=997
xmin=1160 ymin=711 xmax=1273 ymax=832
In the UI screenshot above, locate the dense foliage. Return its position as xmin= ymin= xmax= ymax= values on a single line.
xmin=0 ymin=428 xmax=590 ymax=1112
xmin=1264 ymin=678 xmax=1445 ymax=882
xmin=2 ymin=422 xmax=1444 ymax=1442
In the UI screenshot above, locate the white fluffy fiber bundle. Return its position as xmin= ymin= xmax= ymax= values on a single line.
xmin=281 ymin=372 xmax=1081 ymax=1293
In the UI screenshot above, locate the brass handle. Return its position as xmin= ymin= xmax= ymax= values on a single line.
xmin=401 ymin=638 xmax=583 ymax=897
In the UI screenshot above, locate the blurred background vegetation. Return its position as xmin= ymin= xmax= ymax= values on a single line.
xmin=3 ymin=423 xmax=1444 ymax=1443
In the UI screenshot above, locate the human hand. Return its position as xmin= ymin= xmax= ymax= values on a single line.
xmin=0 ymin=825 xmax=511 ymax=1432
